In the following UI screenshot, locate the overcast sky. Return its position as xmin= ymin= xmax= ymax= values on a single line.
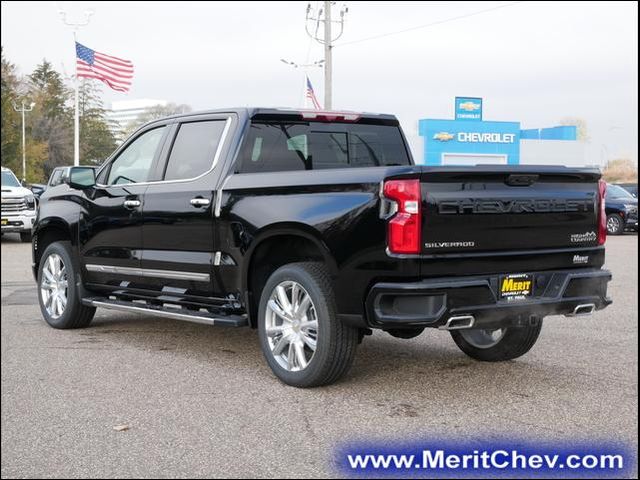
xmin=2 ymin=1 xmax=637 ymax=166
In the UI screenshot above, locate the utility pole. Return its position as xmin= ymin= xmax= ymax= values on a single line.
xmin=13 ymin=101 xmax=36 ymax=183
xmin=58 ymin=8 xmax=94 ymax=166
xmin=323 ymin=1 xmax=332 ymax=110
xmin=305 ymin=2 xmax=348 ymax=110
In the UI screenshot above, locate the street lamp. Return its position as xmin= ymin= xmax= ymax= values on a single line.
xmin=12 ymin=101 xmax=36 ymax=183
xmin=58 ymin=8 xmax=94 ymax=166
xmin=280 ymin=58 xmax=324 ymax=68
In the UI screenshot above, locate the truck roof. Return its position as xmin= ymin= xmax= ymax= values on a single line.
xmin=156 ymin=107 xmax=399 ymax=124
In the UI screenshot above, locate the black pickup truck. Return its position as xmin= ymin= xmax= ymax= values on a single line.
xmin=32 ymin=108 xmax=612 ymax=387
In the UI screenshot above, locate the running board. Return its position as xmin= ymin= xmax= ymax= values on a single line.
xmin=83 ymin=298 xmax=248 ymax=327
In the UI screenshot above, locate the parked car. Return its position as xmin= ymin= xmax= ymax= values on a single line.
xmin=605 ymin=183 xmax=638 ymax=234
xmin=30 ymin=166 xmax=98 ymax=200
xmin=32 ymin=108 xmax=612 ymax=387
xmin=1 ymin=166 xmax=37 ymax=242
xmin=614 ymin=182 xmax=638 ymax=198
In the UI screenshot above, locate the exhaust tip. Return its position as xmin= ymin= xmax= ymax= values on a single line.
xmin=440 ymin=315 xmax=475 ymax=330
xmin=567 ymin=303 xmax=596 ymax=317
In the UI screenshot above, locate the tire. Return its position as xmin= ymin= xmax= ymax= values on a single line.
xmin=450 ymin=321 xmax=543 ymax=362
xmin=20 ymin=231 xmax=32 ymax=242
xmin=606 ymin=213 xmax=625 ymax=235
xmin=257 ymin=262 xmax=359 ymax=388
xmin=37 ymin=241 xmax=95 ymax=329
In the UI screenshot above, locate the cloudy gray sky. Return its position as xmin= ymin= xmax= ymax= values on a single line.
xmin=2 ymin=1 xmax=637 ymax=165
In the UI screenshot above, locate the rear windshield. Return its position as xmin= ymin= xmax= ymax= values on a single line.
xmin=236 ymin=122 xmax=411 ymax=174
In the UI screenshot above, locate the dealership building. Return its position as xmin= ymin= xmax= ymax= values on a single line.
xmin=418 ymin=97 xmax=588 ymax=167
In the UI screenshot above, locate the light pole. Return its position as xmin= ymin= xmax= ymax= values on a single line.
xmin=58 ymin=8 xmax=94 ymax=166
xmin=12 ymin=101 xmax=36 ymax=183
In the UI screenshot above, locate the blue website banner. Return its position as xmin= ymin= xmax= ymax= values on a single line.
xmin=337 ymin=439 xmax=634 ymax=478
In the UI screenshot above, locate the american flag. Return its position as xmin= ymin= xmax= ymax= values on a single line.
xmin=305 ymin=76 xmax=322 ymax=109
xmin=76 ymin=42 xmax=134 ymax=93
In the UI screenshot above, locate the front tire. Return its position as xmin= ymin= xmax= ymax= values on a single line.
xmin=37 ymin=241 xmax=95 ymax=329
xmin=606 ymin=213 xmax=625 ymax=235
xmin=258 ymin=262 xmax=359 ymax=388
xmin=450 ymin=321 xmax=543 ymax=362
xmin=20 ymin=231 xmax=32 ymax=242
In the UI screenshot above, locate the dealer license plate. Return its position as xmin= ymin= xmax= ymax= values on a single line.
xmin=1 ymin=218 xmax=7 ymax=226
xmin=499 ymin=273 xmax=533 ymax=301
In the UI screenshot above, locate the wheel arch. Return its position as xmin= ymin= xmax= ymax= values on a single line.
xmin=242 ymin=223 xmax=338 ymax=327
xmin=33 ymin=217 xmax=74 ymax=273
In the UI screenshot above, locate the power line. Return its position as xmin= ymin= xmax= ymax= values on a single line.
xmin=334 ymin=1 xmax=524 ymax=48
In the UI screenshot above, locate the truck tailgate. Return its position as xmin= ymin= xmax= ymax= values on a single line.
xmin=419 ymin=167 xmax=603 ymax=254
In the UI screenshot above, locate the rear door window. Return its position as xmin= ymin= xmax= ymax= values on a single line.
xmin=163 ymin=120 xmax=227 ymax=181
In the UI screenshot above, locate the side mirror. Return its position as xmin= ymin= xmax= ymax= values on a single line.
xmin=30 ymin=184 xmax=46 ymax=197
xmin=69 ymin=167 xmax=96 ymax=190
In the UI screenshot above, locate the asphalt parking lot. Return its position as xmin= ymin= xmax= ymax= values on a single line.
xmin=1 ymin=234 xmax=637 ymax=478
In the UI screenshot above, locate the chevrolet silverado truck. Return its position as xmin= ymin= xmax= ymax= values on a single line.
xmin=2 ymin=166 xmax=37 ymax=242
xmin=32 ymin=108 xmax=612 ymax=387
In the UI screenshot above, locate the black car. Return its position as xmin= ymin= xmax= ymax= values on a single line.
xmin=615 ymin=182 xmax=638 ymax=198
xmin=31 ymin=108 xmax=613 ymax=387
xmin=605 ymin=184 xmax=638 ymax=235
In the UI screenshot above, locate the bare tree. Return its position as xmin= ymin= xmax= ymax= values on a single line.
xmin=559 ymin=117 xmax=590 ymax=142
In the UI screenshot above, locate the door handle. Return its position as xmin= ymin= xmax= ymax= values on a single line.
xmin=123 ymin=199 xmax=141 ymax=209
xmin=190 ymin=198 xmax=211 ymax=208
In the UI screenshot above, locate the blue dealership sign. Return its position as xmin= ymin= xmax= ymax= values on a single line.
xmin=455 ymin=97 xmax=483 ymax=121
xmin=418 ymin=118 xmax=521 ymax=165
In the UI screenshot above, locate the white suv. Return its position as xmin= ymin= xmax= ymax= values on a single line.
xmin=1 ymin=167 xmax=37 ymax=242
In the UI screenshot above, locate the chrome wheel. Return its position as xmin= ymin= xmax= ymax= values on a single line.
xmin=607 ymin=215 xmax=621 ymax=234
xmin=459 ymin=328 xmax=505 ymax=349
xmin=40 ymin=253 xmax=68 ymax=319
xmin=264 ymin=280 xmax=318 ymax=371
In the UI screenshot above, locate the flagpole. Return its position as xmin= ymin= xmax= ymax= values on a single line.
xmin=303 ymin=74 xmax=308 ymax=109
xmin=58 ymin=8 xmax=94 ymax=166
xmin=74 ymin=31 xmax=80 ymax=166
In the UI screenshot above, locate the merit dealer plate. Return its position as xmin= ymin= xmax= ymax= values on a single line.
xmin=499 ymin=273 xmax=533 ymax=301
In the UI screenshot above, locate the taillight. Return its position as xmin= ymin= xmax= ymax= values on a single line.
xmin=598 ymin=179 xmax=607 ymax=245
xmin=383 ymin=179 xmax=421 ymax=254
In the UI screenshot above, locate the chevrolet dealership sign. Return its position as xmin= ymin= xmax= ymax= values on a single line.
xmin=419 ymin=118 xmax=521 ymax=165
xmin=433 ymin=132 xmax=516 ymax=143
xmin=455 ymin=96 xmax=483 ymax=121
xmin=458 ymin=132 xmax=516 ymax=143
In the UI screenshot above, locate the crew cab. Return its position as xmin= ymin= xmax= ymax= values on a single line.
xmin=32 ymin=108 xmax=612 ymax=387
xmin=2 ymin=166 xmax=37 ymax=242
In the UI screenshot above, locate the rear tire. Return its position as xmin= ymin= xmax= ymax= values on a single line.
xmin=450 ymin=321 xmax=543 ymax=362
xmin=606 ymin=213 xmax=625 ymax=235
xmin=20 ymin=231 xmax=32 ymax=242
xmin=258 ymin=262 xmax=359 ymax=388
xmin=37 ymin=241 xmax=95 ymax=329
